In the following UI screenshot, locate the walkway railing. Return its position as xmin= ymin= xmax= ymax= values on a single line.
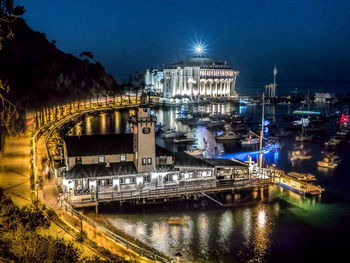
xmin=59 ymin=200 xmax=171 ymax=263
xmin=71 ymin=178 xmax=273 ymax=205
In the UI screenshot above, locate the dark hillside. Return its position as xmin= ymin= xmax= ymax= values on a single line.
xmin=0 ymin=18 xmax=118 ymax=108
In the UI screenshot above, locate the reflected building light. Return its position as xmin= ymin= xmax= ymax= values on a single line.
xmin=218 ymin=211 xmax=234 ymax=247
xmin=85 ymin=116 xmax=92 ymax=135
xmin=135 ymin=221 xmax=147 ymax=239
xmin=242 ymin=208 xmax=252 ymax=247
xmin=197 ymin=213 xmax=209 ymax=260
xmin=239 ymin=105 xmax=247 ymax=115
xmin=150 ymin=222 xmax=170 ymax=253
xmin=114 ymin=111 xmax=121 ymax=134
xmin=257 ymin=209 xmax=266 ymax=228
xmin=100 ymin=113 xmax=106 ymax=134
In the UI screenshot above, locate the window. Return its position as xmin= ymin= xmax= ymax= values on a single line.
xmin=147 ymin=158 xmax=152 ymax=165
xmin=142 ymin=158 xmax=147 ymax=165
xmin=159 ymin=156 xmax=166 ymax=165
xmin=120 ymin=154 xmax=126 ymax=162
xmin=143 ymin=175 xmax=151 ymax=183
xmin=107 ymin=179 xmax=113 ymax=186
xmin=98 ymin=156 xmax=105 ymax=164
xmin=120 ymin=178 xmax=126 ymax=184
xmin=142 ymin=127 xmax=150 ymax=134
xmin=130 ymin=177 xmax=135 ymax=184
xmin=75 ymin=157 xmax=82 ymax=165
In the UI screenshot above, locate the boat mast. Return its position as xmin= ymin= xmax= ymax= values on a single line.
xmin=259 ymin=93 xmax=265 ymax=168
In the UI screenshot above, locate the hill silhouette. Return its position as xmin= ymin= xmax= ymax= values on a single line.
xmin=0 ymin=18 xmax=118 ymax=108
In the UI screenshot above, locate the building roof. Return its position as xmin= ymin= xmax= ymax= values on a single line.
xmin=203 ymin=158 xmax=246 ymax=167
xmin=65 ymin=134 xmax=174 ymax=158
xmin=174 ymin=152 xmax=214 ymax=168
xmin=169 ymin=56 xmax=233 ymax=69
xmin=65 ymin=134 xmax=133 ymax=157
xmin=65 ymin=162 xmax=138 ymax=179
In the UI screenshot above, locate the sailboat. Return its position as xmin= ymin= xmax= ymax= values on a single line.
xmin=295 ymin=90 xmax=313 ymax=142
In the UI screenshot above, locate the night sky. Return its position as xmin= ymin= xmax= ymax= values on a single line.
xmin=19 ymin=0 xmax=350 ymax=95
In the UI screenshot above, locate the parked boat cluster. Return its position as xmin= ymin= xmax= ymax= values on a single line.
xmin=156 ymin=100 xmax=350 ymax=170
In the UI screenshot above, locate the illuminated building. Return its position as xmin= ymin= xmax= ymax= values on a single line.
xmin=145 ymin=56 xmax=239 ymax=100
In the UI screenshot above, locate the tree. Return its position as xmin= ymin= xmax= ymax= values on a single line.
xmin=0 ymin=79 xmax=18 ymax=135
xmin=79 ymin=51 xmax=94 ymax=73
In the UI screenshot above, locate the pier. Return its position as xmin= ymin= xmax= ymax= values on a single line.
xmin=69 ymin=178 xmax=272 ymax=208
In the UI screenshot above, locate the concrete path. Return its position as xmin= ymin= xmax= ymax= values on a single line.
xmin=0 ymin=131 xmax=31 ymax=206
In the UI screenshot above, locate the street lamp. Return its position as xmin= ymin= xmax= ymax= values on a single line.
xmin=175 ymin=252 xmax=182 ymax=263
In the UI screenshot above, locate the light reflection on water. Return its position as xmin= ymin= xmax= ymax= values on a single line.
xmin=103 ymin=201 xmax=277 ymax=262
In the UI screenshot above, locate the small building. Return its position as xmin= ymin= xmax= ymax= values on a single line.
xmin=314 ymin=92 xmax=337 ymax=104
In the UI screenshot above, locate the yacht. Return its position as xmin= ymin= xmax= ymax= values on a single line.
xmin=215 ymin=130 xmax=240 ymax=141
xmin=288 ymin=149 xmax=312 ymax=161
xmin=184 ymin=148 xmax=204 ymax=157
xmin=162 ymin=129 xmax=185 ymax=139
xmin=207 ymin=120 xmax=226 ymax=129
xmin=155 ymin=123 xmax=165 ymax=133
xmin=288 ymin=172 xmax=316 ymax=181
xmin=275 ymin=129 xmax=292 ymax=137
xmin=324 ymin=137 xmax=341 ymax=147
xmin=295 ymin=134 xmax=313 ymax=142
xmin=317 ymin=154 xmax=342 ymax=168
xmin=264 ymin=139 xmax=280 ymax=151
xmin=174 ymin=135 xmax=196 ymax=144
xmin=240 ymin=136 xmax=260 ymax=146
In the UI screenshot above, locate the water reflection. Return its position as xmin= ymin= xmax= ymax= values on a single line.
xmin=217 ymin=211 xmax=234 ymax=252
xmin=99 ymin=113 xmax=107 ymax=134
xmin=197 ymin=213 xmax=209 ymax=260
xmin=114 ymin=111 xmax=121 ymax=134
xmin=250 ymin=204 xmax=272 ymax=263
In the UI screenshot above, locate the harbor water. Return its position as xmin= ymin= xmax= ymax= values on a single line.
xmin=71 ymin=103 xmax=350 ymax=262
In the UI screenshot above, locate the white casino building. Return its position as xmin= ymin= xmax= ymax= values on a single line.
xmin=145 ymin=56 xmax=239 ymax=100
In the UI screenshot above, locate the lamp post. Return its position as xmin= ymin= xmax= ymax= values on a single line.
xmin=175 ymin=252 xmax=182 ymax=263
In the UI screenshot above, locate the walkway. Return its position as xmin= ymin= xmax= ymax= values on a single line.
xmin=0 ymin=130 xmax=31 ymax=206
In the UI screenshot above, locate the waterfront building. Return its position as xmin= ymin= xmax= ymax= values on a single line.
xmin=314 ymin=92 xmax=337 ymax=104
xmin=60 ymin=105 xmax=250 ymax=206
xmin=145 ymin=56 xmax=239 ymax=101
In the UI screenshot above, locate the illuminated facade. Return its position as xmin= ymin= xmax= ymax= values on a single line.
xmin=145 ymin=56 xmax=239 ymax=99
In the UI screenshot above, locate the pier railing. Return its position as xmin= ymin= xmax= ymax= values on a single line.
xmin=71 ymin=178 xmax=273 ymax=205
xmin=59 ymin=200 xmax=171 ymax=263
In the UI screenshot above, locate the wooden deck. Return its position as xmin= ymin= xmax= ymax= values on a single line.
xmin=71 ymin=178 xmax=272 ymax=207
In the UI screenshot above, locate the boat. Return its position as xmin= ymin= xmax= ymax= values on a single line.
xmin=161 ymin=217 xmax=188 ymax=226
xmin=288 ymin=172 xmax=316 ymax=181
xmin=215 ymin=131 xmax=240 ymax=141
xmin=207 ymin=120 xmax=226 ymax=129
xmin=187 ymin=118 xmax=210 ymax=127
xmin=232 ymin=124 xmax=247 ymax=132
xmin=275 ymin=129 xmax=292 ymax=137
xmin=324 ymin=137 xmax=341 ymax=147
xmin=295 ymin=134 xmax=313 ymax=142
xmin=240 ymin=136 xmax=260 ymax=146
xmin=184 ymin=148 xmax=204 ymax=156
xmin=174 ymin=135 xmax=196 ymax=144
xmin=264 ymin=139 xmax=280 ymax=151
xmin=162 ymin=129 xmax=185 ymax=139
xmin=317 ymin=154 xmax=342 ymax=168
xmin=209 ymin=113 xmax=229 ymax=120
xmin=288 ymin=149 xmax=312 ymax=161
xmin=155 ymin=123 xmax=165 ymax=133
